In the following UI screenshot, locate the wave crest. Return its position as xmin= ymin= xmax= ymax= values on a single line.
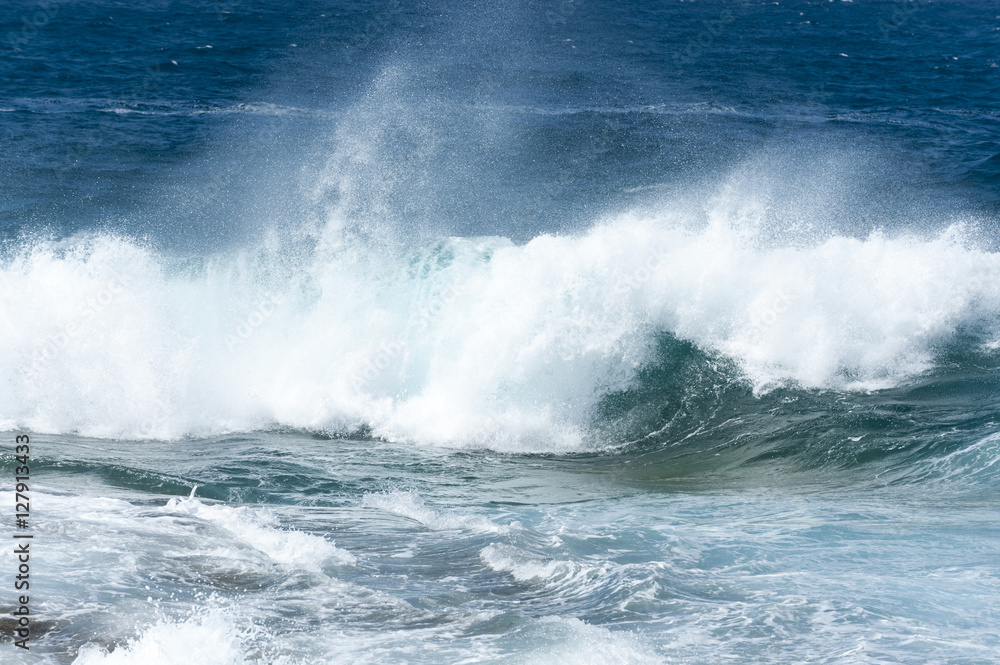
xmin=2 ymin=208 xmax=999 ymax=450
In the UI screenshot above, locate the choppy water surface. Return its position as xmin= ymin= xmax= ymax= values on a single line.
xmin=2 ymin=0 xmax=999 ymax=662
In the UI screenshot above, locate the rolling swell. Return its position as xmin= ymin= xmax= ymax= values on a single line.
xmin=598 ymin=333 xmax=1000 ymax=488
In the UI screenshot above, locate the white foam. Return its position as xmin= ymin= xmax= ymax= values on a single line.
xmin=520 ymin=617 xmax=667 ymax=665
xmin=162 ymin=496 xmax=355 ymax=569
xmin=2 ymin=187 xmax=999 ymax=450
xmin=73 ymin=612 xmax=249 ymax=665
xmin=480 ymin=543 xmax=579 ymax=581
xmin=362 ymin=491 xmax=513 ymax=534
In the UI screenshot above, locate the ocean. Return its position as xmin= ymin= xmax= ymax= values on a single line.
xmin=1 ymin=0 xmax=999 ymax=662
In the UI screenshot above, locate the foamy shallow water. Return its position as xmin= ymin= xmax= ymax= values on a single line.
xmin=1 ymin=433 xmax=998 ymax=664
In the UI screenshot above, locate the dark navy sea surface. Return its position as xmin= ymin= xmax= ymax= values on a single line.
xmin=2 ymin=1 xmax=999 ymax=663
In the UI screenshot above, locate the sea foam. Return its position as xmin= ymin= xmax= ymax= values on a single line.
xmin=3 ymin=199 xmax=998 ymax=450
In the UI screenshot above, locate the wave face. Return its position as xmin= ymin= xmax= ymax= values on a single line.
xmin=4 ymin=186 xmax=999 ymax=451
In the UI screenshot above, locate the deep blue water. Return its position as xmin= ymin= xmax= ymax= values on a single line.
xmin=2 ymin=1 xmax=1000 ymax=663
